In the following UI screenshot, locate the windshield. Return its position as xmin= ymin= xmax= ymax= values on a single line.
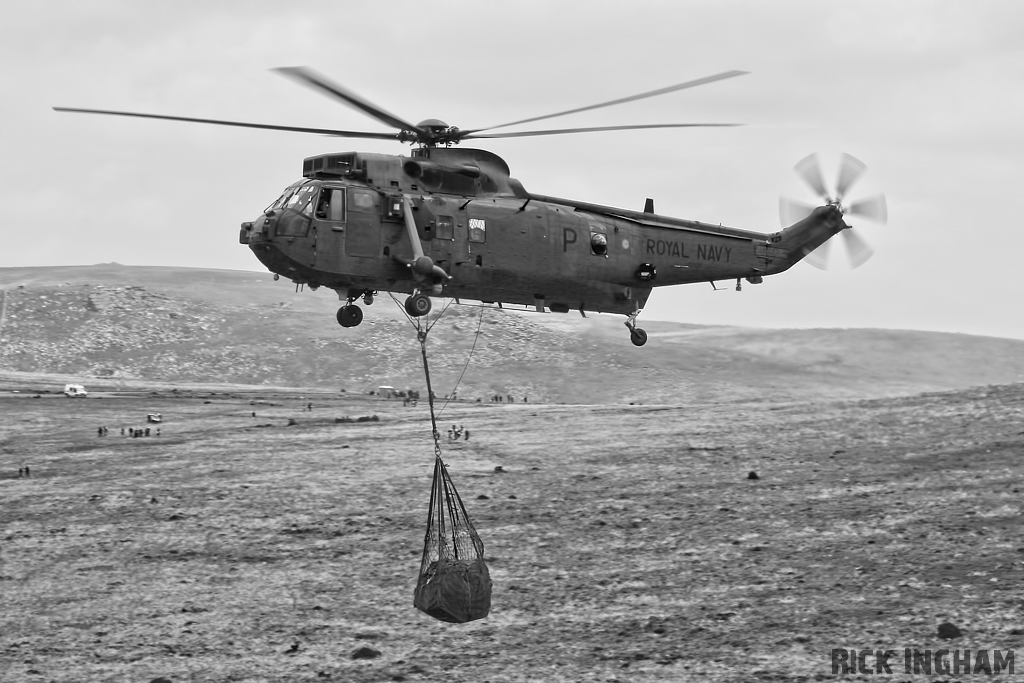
xmin=284 ymin=184 xmax=318 ymax=216
xmin=265 ymin=180 xmax=310 ymax=213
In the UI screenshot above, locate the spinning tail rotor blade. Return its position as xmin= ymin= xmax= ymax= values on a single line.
xmin=802 ymin=240 xmax=831 ymax=270
xmin=842 ymin=229 xmax=875 ymax=268
xmin=793 ymin=153 xmax=829 ymax=199
xmin=846 ymin=194 xmax=888 ymax=224
xmin=779 ymin=197 xmax=816 ymax=226
xmin=835 ymin=153 xmax=867 ymax=200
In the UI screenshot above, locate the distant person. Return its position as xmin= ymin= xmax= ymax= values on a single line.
xmin=464 ymin=430 xmax=470 ymax=441
xmin=145 ymin=427 xmax=151 ymax=437
xmin=155 ymin=427 xmax=161 ymax=436
xmin=24 ymin=465 xmax=31 ymax=478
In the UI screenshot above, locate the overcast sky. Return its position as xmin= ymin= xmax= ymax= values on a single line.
xmin=3 ymin=1 xmax=1022 ymax=339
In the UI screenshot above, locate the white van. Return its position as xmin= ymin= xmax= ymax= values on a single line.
xmin=63 ymin=384 xmax=88 ymax=397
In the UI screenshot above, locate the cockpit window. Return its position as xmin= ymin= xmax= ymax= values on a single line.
xmin=315 ymin=188 xmax=345 ymax=222
xmin=285 ymin=184 xmax=318 ymax=216
xmin=266 ymin=181 xmax=306 ymax=213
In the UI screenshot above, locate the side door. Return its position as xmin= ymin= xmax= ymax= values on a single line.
xmin=312 ymin=186 xmax=346 ymax=271
xmin=425 ymin=196 xmax=454 ymax=272
xmin=346 ymin=188 xmax=381 ymax=258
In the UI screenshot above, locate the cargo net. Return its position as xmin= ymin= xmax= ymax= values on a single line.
xmin=413 ymin=453 xmax=492 ymax=623
xmin=398 ymin=308 xmax=491 ymax=624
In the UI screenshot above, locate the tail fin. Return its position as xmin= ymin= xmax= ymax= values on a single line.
xmin=770 ymin=205 xmax=848 ymax=272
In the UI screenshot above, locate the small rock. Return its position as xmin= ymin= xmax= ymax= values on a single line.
xmin=352 ymin=646 xmax=382 ymax=659
xmin=476 ymin=494 xmax=489 ymax=500
xmin=937 ymin=622 xmax=962 ymax=639
xmin=150 ymin=678 xmax=173 ymax=683
xmin=355 ymin=631 xmax=383 ymax=640
xmin=494 ymin=466 xmax=505 ymax=473
xmin=747 ymin=471 xmax=759 ymax=480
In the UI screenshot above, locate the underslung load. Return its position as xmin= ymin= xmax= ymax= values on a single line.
xmin=413 ymin=452 xmax=492 ymax=624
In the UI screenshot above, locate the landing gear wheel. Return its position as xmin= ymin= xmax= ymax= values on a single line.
xmin=337 ymin=304 xmax=363 ymax=328
xmin=630 ymin=328 xmax=648 ymax=347
xmin=405 ymin=293 xmax=432 ymax=317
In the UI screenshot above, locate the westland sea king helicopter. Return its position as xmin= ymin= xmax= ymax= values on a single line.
xmin=55 ymin=67 xmax=886 ymax=346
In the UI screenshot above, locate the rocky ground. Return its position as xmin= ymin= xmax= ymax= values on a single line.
xmin=2 ymin=380 xmax=1022 ymax=682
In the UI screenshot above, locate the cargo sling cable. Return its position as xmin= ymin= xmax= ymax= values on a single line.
xmin=391 ymin=296 xmax=492 ymax=623
xmin=389 ymin=294 xmax=486 ymax=418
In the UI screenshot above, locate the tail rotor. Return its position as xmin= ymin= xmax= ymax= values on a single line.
xmin=780 ymin=153 xmax=887 ymax=269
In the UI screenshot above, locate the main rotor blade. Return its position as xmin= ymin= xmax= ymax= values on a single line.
xmin=793 ymin=153 xmax=829 ymax=200
xmin=779 ymin=197 xmax=816 ymax=227
xmin=846 ymin=194 xmax=888 ymax=224
xmin=274 ymin=66 xmax=424 ymax=135
xmin=802 ymin=240 xmax=831 ymax=270
xmin=52 ymin=107 xmax=401 ymax=140
xmin=464 ymin=122 xmax=741 ymax=139
xmin=465 ymin=70 xmax=748 ymax=134
xmin=835 ymin=153 xmax=867 ymax=200
xmin=841 ymin=229 xmax=874 ymax=268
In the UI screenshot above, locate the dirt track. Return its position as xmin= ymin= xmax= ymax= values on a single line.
xmin=2 ymin=383 xmax=1023 ymax=682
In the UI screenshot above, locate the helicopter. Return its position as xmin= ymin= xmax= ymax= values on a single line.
xmin=55 ymin=67 xmax=886 ymax=346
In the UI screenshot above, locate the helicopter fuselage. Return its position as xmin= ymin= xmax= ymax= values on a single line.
xmin=240 ymin=147 xmax=848 ymax=331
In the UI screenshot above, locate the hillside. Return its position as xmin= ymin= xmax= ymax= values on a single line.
xmin=2 ymin=264 xmax=1023 ymax=403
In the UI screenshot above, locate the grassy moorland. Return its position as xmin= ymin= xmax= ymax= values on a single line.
xmin=2 ymin=380 xmax=1022 ymax=682
xmin=3 ymin=264 xmax=1024 ymax=404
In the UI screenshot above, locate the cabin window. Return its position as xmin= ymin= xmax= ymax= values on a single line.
xmin=350 ymin=189 xmax=377 ymax=213
xmin=315 ymin=188 xmax=345 ymax=222
xmin=436 ymin=215 xmax=454 ymax=240
xmin=469 ymin=218 xmax=486 ymax=243
xmin=590 ymin=231 xmax=608 ymax=256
